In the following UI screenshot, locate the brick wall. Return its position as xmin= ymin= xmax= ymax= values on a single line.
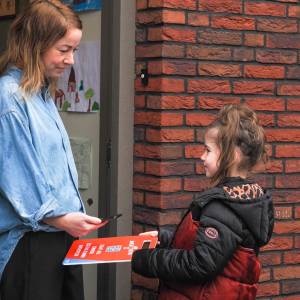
xmin=133 ymin=0 xmax=300 ymax=299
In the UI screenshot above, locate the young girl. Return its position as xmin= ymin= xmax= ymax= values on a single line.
xmin=0 ymin=1 xmax=105 ymax=299
xmin=132 ymin=104 xmax=274 ymax=300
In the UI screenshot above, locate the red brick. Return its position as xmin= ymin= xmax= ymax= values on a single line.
xmin=196 ymin=162 xmax=205 ymax=175
xmin=289 ymin=5 xmax=300 ymax=18
xmin=135 ymin=95 xmax=146 ymax=108
xmin=135 ymin=77 xmax=185 ymax=93
xmin=262 ymin=236 xmax=293 ymax=251
xmin=145 ymin=161 xmax=194 ymax=176
xmin=244 ymin=97 xmax=285 ymax=111
xmin=134 ymin=144 xmax=183 ymax=159
xmin=148 ymin=60 xmax=196 ymax=76
xmin=137 ymin=0 xmax=147 ymax=10
xmin=136 ymin=61 xmax=146 ymax=75
xmin=184 ymin=177 xmax=211 ymax=192
xmin=257 ymin=113 xmax=275 ymax=127
xmin=272 ymin=190 xmax=300 ymax=204
xmin=296 ymin=207 xmax=300 ymax=218
xmin=133 ymin=208 xmax=183 ymax=226
xmin=134 ymin=111 xmax=183 ymax=126
xmin=137 ymin=10 xmax=185 ymax=25
xmin=136 ymin=44 xmax=162 ymax=58
xmin=199 ymin=0 xmax=242 ymax=13
xmin=259 ymin=268 xmax=271 ymax=282
xmin=275 ymin=295 xmax=300 ymax=300
xmin=148 ymin=0 xmax=196 ymax=10
xmin=162 ymin=10 xmax=186 ymax=24
xmin=148 ymin=27 xmax=196 ymax=43
xmin=146 ymin=128 xmax=194 ymax=143
xmin=188 ymin=79 xmax=231 ymax=94
xmin=198 ymin=63 xmax=241 ymax=77
xmin=275 ymin=206 xmax=293 ymax=219
xmin=134 ymin=159 xmax=145 ymax=173
xmin=278 ymin=114 xmax=300 ymax=127
xmin=133 ymin=191 xmax=144 ymax=205
xmin=147 ymin=95 xmax=195 ymax=110
xmin=133 ymin=175 xmax=182 ymax=192
xmin=233 ymin=81 xmax=275 ymax=95
xmin=267 ymin=34 xmax=300 ymax=49
xmin=198 ymin=29 xmax=242 ymax=45
xmin=256 ymin=282 xmax=280 ymax=297
xmin=276 ymin=175 xmax=300 ymax=188
xmin=162 ymin=44 xmax=185 ymax=58
xmin=286 ymin=160 xmax=300 ymax=173
xmin=188 ymin=13 xmax=209 ymax=27
xmin=254 ymin=174 xmax=273 ymax=188
xmin=211 ymin=16 xmax=255 ymax=31
xmin=185 ymin=145 xmax=205 ymax=159
xmin=256 ymin=49 xmax=297 ymax=64
xmin=145 ymin=192 xmax=193 ymax=209
xmin=233 ymin=48 xmax=254 ymax=61
xmin=196 ymin=129 xmax=205 ymax=142
xmin=276 ymin=145 xmax=300 ymax=158
xmin=284 ymin=250 xmax=300 ymax=264
xmin=244 ymin=65 xmax=285 ymax=79
xmin=187 ymin=45 xmax=231 ymax=60
xmin=287 ymin=66 xmax=300 ymax=79
xmin=136 ymin=11 xmax=162 ymax=24
xmin=282 ymin=279 xmax=300 ymax=295
xmin=245 ymin=2 xmax=286 ymax=17
xmin=274 ymin=219 xmax=300 ymax=234
xmin=136 ymin=28 xmax=147 ymax=42
xmin=198 ymin=96 xmax=240 ymax=109
xmin=259 ymin=252 xmax=281 ymax=266
xmin=288 ymin=99 xmax=300 ymax=111
xmin=244 ymin=33 xmax=264 ymax=47
xmin=186 ymin=113 xmax=216 ymax=126
xmin=263 ymin=159 xmax=283 ymax=173
xmin=257 ymin=18 xmax=297 ymax=33
xmin=274 ymin=265 xmax=300 ymax=280
xmin=266 ymin=129 xmax=300 ymax=142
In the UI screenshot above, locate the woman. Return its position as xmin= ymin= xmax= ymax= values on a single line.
xmin=0 ymin=1 xmax=104 ymax=299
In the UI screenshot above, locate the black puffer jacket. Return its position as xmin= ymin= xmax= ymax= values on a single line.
xmin=132 ymin=177 xmax=274 ymax=287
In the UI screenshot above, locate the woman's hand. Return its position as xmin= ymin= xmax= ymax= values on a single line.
xmin=43 ymin=212 xmax=108 ymax=237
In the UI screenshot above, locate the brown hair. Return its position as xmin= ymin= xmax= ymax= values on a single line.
xmin=207 ymin=104 xmax=268 ymax=185
xmin=0 ymin=0 xmax=82 ymax=95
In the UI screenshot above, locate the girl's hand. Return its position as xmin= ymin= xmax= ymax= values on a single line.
xmin=43 ymin=212 xmax=108 ymax=237
xmin=138 ymin=230 xmax=158 ymax=237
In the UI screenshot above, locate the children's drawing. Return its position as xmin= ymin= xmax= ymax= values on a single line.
xmin=56 ymin=41 xmax=100 ymax=113
xmin=62 ymin=0 xmax=102 ymax=11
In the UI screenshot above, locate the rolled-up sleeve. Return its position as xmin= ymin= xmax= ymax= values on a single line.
xmin=0 ymin=110 xmax=65 ymax=231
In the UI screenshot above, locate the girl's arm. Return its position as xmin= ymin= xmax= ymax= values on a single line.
xmin=132 ymin=200 xmax=243 ymax=283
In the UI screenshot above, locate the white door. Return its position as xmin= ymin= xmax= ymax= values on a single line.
xmin=60 ymin=10 xmax=102 ymax=300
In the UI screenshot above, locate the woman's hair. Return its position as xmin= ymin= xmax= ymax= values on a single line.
xmin=208 ymin=104 xmax=268 ymax=185
xmin=0 ymin=0 xmax=82 ymax=95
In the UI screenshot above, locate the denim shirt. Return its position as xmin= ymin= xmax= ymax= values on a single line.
xmin=0 ymin=67 xmax=84 ymax=278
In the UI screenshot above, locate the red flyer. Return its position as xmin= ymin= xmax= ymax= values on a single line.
xmin=63 ymin=235 xmax=158 ymax=265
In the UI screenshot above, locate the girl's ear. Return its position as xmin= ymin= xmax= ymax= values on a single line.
xmin=233 ymin=146 xmax=243 ymax=165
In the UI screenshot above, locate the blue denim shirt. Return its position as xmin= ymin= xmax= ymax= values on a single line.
xmin=0 ymin=67 xmax=84 ymax=278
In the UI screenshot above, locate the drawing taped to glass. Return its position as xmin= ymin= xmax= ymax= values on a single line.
xmin=56 ymin=41 xmax=100 ymax=113
xmin=62 ymin=0 xmax=102 ymax=12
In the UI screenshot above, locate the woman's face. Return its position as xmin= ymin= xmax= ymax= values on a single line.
xmin=42 ymin=27 xmax=82 ymax=78
xmin=201 ymin=128 xmax=221 ymax=178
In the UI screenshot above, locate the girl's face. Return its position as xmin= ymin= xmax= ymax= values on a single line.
xmin=201 ymin=128 xmax=220 ymax=178
xmin=41 ymin=27 xmax=82 ymax=78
